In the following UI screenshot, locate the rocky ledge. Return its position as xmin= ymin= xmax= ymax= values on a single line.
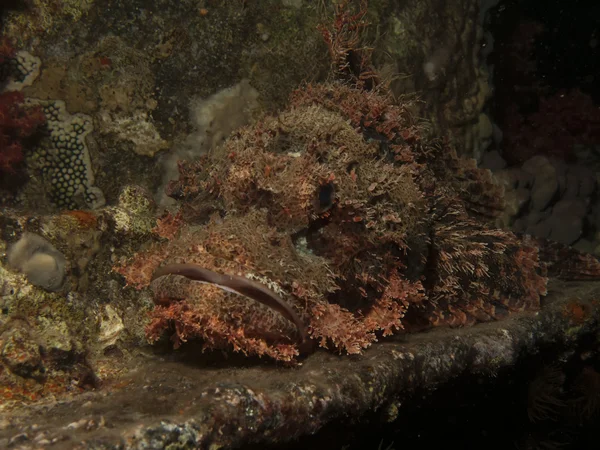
xmin=1 ymin=280 xmax=598 ymax=449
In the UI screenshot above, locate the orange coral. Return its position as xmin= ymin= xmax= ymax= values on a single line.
xmin=562 ymin=299 xmax=592 ymax=325
xmin=62 ymin=210 xmax=98 ymax=229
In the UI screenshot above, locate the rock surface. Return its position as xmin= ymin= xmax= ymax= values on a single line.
xmin=496 ymin=155 xmax=598 ymax=248
xmin=1 ymin=280 xmax=598 ymax=449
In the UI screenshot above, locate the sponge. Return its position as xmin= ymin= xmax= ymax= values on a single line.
xmin=7 ymin=232 xmax=67 ymax=291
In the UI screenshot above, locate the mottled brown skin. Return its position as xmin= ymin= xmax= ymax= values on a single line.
xmin=118 ymin=85 xmax=600 ymax=362
xmin=152 ymin=263 xmax=312 ymax=352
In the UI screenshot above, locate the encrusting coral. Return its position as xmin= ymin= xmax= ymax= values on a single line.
xmin=114 ymin=2 xmax=600 ymax=364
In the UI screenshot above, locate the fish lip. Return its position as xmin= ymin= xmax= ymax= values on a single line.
xmin=152 ymin=263 xmax=310 ymax=349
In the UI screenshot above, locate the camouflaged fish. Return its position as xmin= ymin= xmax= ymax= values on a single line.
xmin=116 ymin=82 xmax=600 ymax=363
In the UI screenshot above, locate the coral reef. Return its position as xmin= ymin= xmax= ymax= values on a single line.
xmin=104 ymin=184 xmax=158 ymax=236
xmin=0 ymin=38 xmax=45 ymax=197
xmin=0 ymin=37 xmax=106 ymax=210
xmin=0 ymin=201 xmax=156 ymax=409
xmin=1 ymin=0 xmax=494 ymax=207
xmin=26 ymin=99 xmax=105 ymax=210
xmin=0 ymin=0 xmax=336 ymax=208
xmin=1 ymin=1 xmax=600 ymax=447
xmin=2 ymin=0 xmax=95 ymax=47
xmin=0 ymin=258 xmax=97 ymax=410
xmin=92 ymin=35 xmax=166 ymax=158
xmin=1 ymin=39 xmax=41 ymax=92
